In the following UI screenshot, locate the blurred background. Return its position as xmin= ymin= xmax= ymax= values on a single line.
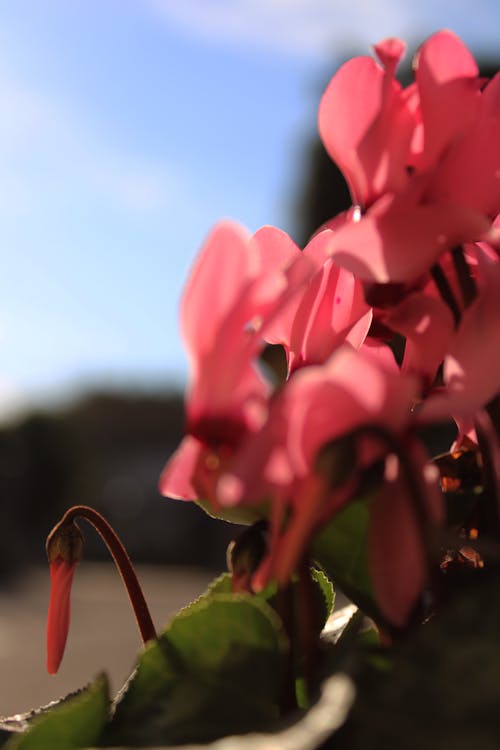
xmin=0 ymin=0 xmax=499 ymax=716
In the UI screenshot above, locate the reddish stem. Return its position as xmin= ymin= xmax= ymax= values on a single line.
xmin=296 ymin=556 xmax=318 ymax=700
xmin=276 ymin=582 xmax=298 ymax=713
xmin=58 ymin=505 xmax=156 ymax=644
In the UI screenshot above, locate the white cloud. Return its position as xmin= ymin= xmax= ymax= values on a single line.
xmin=149 ymin=0 xmax=500 ymax=61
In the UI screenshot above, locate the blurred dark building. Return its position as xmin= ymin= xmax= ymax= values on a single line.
xmin=0 ymin=392 xmax=237 ymax=581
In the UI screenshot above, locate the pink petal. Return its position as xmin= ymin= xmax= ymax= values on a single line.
xmin=183 ymin=223 xmax=312 ymax=430
xmin=258 ymin=231 xmax=313 ymax=349
xmin=325 ymin=193 xmax=491 ymax=283
xmin=218 ymin=393 xmax=295 ymax=507
xmin=426 ymin=72 xmax=500 ymax=218
xmin=222 ymin=347 xmax=418 ymax=504
xmin=262 ymin=226 xmax=349 ymax=354
xmin=369 ymin=474 xmax=426 ymax=627
xmin=180 ymin=221 xmax=254 ymax=371
xmin=251 ymin=225 xmax=301 ymax=271
xmin=474 ymin=213 xmax=500 ymax=262
xmin=444 ymin=259 xmax=500 ymax=409
xmin=359 ymin=340 xmax=399 ymax=373
xmin=385 ymin=292 xmax=454 ymax=385
xmin=319 ymin=56 xmax=379 ymax=205
xmin=187 ymin=346 xmax=268 ymax=437
xmin=412 ymin=30 xmax=480 ymax=171
xmin=373 ymin=38 xmax=407 ymax=77
xmin=160 ymin=434 xmax=256 ymax=519
xmin=284 ymin=349 xmax=417 ymax=483
xmin=158 ymin=436 xmax=204 ymax=500
xmin=419 ymin=258 xmax=500 ymax=422
xmin=289 ymin=261 xmax=371 ymax=370
xmin=319 ymin=51 xmax=413 ymax=207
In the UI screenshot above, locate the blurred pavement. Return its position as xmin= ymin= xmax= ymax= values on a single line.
xmin=0 ymin=563 xmax=214 ymax=717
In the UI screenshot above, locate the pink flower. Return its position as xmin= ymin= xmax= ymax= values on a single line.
xmin=319 ymin=37 xmax=413 ymax=209
xmin=408 ymin=29 xmax=480 ymax=173
xmin=159 ymin=221 xmax=311 ymax=507
xmin=218 ymin=346 xmax=435 ymax=596
xmin=424 ymin=70 xmax=500 ymax=219
xmin=219 ymin=348 xmax=409 ymax=500
xmin=318 ymin=31 xmax=498 ymax=284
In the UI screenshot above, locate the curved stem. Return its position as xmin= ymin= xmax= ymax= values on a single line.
xmin=296 ymin=556 xmax=318 ymax=704
xmin=57 ymin=505 xmax=157 ymax=644
xmin=276 ymin=582 xmax=297 ymax=713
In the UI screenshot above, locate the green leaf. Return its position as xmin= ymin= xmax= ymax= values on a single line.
xmin=312 ymin=496 xmax=381 ymax=621
xmin=106 ymin=594 xmax=289 ymax=746
xmin=311 ymin=568 xmax=335 ymax=628
xmin=203 ymin=568 xmax=333 ymax=635
xmin=203 ymin=570 xmax=233 ymax=597
xmin=5 ymin=675 xmax=109 ymax=750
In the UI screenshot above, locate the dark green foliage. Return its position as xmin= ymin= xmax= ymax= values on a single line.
xmin=105 ymin=593 xmax=289 ymax=745
xmin=312 ymin=496 xmax=381 ymax=621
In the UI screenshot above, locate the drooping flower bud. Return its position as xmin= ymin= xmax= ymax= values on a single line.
xmin=45 ymin=505 xmax=156 ymax=676
xmin=45 ymin=519 xmax=84 ymax=674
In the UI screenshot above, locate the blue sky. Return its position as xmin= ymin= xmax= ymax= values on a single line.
xmin=1 ymin=0 xmax=499 ymax=421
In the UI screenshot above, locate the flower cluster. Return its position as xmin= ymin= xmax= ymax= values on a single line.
xmin=160 ymin=30 xmax=500 ymax=629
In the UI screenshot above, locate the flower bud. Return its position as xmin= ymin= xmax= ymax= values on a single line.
xmin=46 ymin=520 xmax=84 ymax=674
xmin=46 ymin=518 xmax=84 ymax=565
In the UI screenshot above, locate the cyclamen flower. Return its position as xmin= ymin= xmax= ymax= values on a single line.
xmin=218 ymin=346 xmax=443 ymax=622
xmin=157 ymin=28 xmax=500 ymax=629
xmin=319 ymin=36 xmax=413 ymax=210
xmin=159 ymin=221 xmax=311 ymax=510
xmin=45 ymin=507 xmax=156 ymax=675
xmin=220 ymin=346 xmax=415 ymax=504
xmin=318 ymin=30 xmax=499 ymax=284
